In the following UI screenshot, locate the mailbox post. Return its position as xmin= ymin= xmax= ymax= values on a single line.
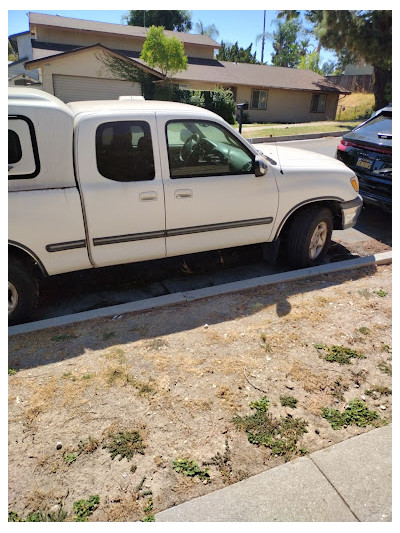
xmin=236 ymin=102 xmax=248 ymax=134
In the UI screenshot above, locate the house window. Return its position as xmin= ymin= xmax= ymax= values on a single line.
xmin=96 ymin=121 xmax=155 ymax=182
xmin=251 ymin=90 xmax=268 ymax=110
xmin=311 ymin=93 xmax=327 ymax=113
xmin=166 ymin=120 xmax=254 ymax=179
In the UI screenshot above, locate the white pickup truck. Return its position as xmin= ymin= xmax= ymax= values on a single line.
xmin=8 ymin=88 xmax=362 ymax=324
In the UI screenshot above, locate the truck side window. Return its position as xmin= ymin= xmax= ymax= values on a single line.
xmin=96 ymin=121 xmax=155 ymax=182
xmin=8 ymin=116 xmax=40 ymax=179
xmin=8 ymin=130 xmax=22 ymax=164
xmin=166 ymin=120 xmax=254 ymax=179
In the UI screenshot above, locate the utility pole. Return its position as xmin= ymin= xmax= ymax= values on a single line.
xmin=261 ymin=10 xmax=266 ymax=63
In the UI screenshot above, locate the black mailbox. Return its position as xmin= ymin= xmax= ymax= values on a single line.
xmin=236 ymin=103 xmax=248 ymax=133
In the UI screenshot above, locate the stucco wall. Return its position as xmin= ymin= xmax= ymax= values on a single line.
xmin=176 ymin=81 xmax=339 ymax=122
xmin=234 ymin=86 xmax=339 ymax=122
xmin=37 ymin=49 xmax=121 ymax=94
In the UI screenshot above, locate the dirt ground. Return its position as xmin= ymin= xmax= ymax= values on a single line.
xmin=8 ymin=263 xmax=392 ymax=522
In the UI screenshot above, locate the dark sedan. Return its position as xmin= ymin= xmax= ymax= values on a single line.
xmin=336 ymin=106 xmax=392 ymax=212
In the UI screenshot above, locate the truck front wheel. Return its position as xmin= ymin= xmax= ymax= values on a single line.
xmin=286 ymin=207 xmax=333 ymax=269
xmin=8 ymin=260 xmax=39 ymax=325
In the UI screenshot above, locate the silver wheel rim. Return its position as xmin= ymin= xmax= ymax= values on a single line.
xmin=8 ymin=281 xmax=18 ymax=315
xmin=309 ymin=221 xmax=328 ymax=259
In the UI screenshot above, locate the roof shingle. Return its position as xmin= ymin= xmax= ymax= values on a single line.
xmin=29 ymin=12 xmax=220 ymax=48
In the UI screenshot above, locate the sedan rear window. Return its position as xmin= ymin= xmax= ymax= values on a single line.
xmin=355 ymin=113 xmax=392 ymax=137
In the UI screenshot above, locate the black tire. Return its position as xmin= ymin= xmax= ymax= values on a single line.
xmin=285 ymin=207 xmax=333 ymax=269
xmin=8 ymin=260 xmax=39 ymax=326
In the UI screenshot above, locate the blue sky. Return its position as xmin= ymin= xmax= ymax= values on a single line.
xmin=8 ymin=8 xmax=336 ymax=65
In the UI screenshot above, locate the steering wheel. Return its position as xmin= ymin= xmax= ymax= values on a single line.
xmin=179 ymin=134 xmax=200 ymax=163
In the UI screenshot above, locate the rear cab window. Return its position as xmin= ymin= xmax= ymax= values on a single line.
xmin=95 ymin=121 xmax=155 ymax=182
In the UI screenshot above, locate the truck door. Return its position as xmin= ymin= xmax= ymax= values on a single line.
xmin=158 ymin=116 xmax=279 ymax=257
xmin=75 ymin=113 xmax=166 ymax=267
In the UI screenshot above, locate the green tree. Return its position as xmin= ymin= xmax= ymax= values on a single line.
xmin=315 ymin=10 xmax=392 ymax=109
xmin=8 ymin=40 xmax=18 ymax=61
xmin=277 ymin=10 xmax=323 ymax=70
xmin=140 ymin=26 xmax=188 ymax=80
xmin=216 ymin=41 xmax=257 ymax=63
xmin=320 ymin=60 xmax=337 ymax=76
xmin=123 ymin=10 xmax=192 ymax=32
xmin=270 ymin=19 xmax=302 ymax=68
xmin=298 ymin=50 xmax=322 ymax=74
xmin=96 ymin=50 xmax=158 ymax=99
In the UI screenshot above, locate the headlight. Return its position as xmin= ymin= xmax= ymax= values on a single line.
xmin=350 ymin=175 xmax=359 ymax=192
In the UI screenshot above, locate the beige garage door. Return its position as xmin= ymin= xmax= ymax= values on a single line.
xmin=53 ymin=75 xmax=142 ymax=103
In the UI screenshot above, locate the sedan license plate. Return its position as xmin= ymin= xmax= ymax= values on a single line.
xmin=356 ymin=157 xmax=373 ymax=170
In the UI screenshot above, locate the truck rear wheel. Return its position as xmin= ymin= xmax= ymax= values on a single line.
xmin=8 ymin=260 xmax=39 ymax=325
xmin=286 ymin=207 xmax=333 ymax=268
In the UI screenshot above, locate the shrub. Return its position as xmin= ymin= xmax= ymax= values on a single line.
xmin=154 ymin=85 xmax=235 ymax=123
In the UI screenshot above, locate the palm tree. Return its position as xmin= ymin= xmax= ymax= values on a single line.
xmin=194 ymin=20 xmax=219 ymax=40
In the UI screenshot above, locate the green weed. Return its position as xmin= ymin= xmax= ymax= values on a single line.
xmin=380 ymin=344 xmax=391 ymax=353
xmin=249 ymin=397 xmax=270 ymax=412
xmin=73 ymin=495 xmax=100 ymax=522
xmin=378 ymin=362 xmax=392 ymax=376
xmin=322 ymin=398 xmax=386 ymax=430
xmin=233 ymin=396 xmax=308 ymax=459
xmin=63 ymin=452 xmax=77 ymax=465
xmin=141 ymin=515 xmax=155 ymax=522
xmin=9 ymin=508 xmax=67 ymax=522
xmin=358 ymin=327 xmax=371 ymax=335
xmin=8 ymin=368 xmax=17 ymax=375
xmin=280 ymin=396 xmax=298 ymax=408
xmin=51 ymin=334 xmax=78 ymax=342
xmin=103 ymin=430 xmax=145 ymax=461
xmin=260 ymin=332 xmax=272 ymax=352
xmin=314 ymin=344 xmax=366 ymax=365
xmin=331 ymin=378 xmax=349 ymax=401
xmin=172 ymin=458 xmax=210 ymax=482
xmin=102 ymin=331 xmax=116 ymax=340
xmin=77 ymin=436 xmax=99 ymax=455
xmin=374 ymin=289 xmax=387 ymax=297
xmin=364 ymin=386 xmax=392 ymax=397
xmin=203 ymin=439 xmax=233 ymax=482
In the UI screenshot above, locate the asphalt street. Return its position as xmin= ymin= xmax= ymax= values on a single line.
xmin=23 ymin=137 xmax=392 ymax=324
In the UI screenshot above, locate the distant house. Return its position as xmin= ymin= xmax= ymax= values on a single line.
xmin=343 ymin=63 xmax=373 ymax=76
xmin=19 ymin=12 xmax=349 ymax=122
xmin=326 ymin=62 xmax=373 ymax=94
xmin=8 ymin=30 xmax=40 ymax=85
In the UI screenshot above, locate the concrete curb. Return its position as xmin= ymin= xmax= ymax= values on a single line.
xmin=8 ymin=251 xmax=392 ymax=337
xmin=250 ymin=130 xmax=347 ymax=143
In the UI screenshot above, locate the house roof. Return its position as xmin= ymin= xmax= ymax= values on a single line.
xmin=25 ymin=43 xmax=349 ymax=94
xmin=25 ymin=44 xmax=165 ymax=79
xmin=28 ymin=12 xmax=221 ymax=49
xmin=173 ymin=59 xmax=349 ymax=93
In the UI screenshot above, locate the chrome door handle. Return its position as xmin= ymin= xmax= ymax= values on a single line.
xmin=139 ymin=191 xmax=158 ymax=201
xmin=175 ymin=189 xmax=193 ymax=199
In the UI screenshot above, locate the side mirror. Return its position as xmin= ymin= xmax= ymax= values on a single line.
xmin=254 ymin=155 xmax=268 ymax=177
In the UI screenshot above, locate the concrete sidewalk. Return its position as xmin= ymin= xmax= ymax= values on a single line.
xmin=156 ymin=424 xmax=392 ymax=522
